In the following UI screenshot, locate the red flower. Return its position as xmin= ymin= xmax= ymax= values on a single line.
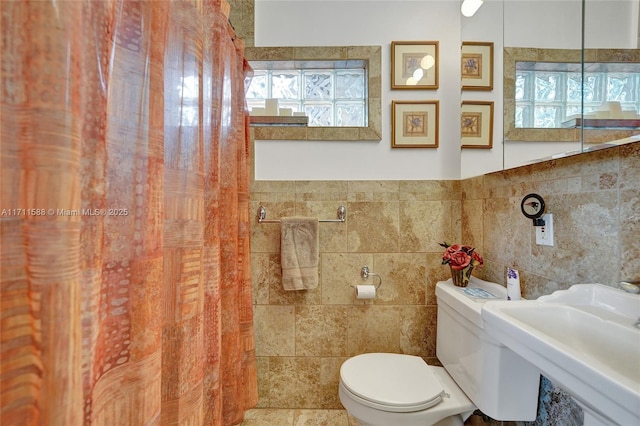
xmin=439 ymin=242 xmax=483 ymax=270
xmin=471 ymin=250 xmax=484 ymax=267
xmin=449 ymin=251 xmax=471 ymax=270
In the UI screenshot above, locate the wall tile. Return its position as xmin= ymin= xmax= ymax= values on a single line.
xmin=346 ymin=201 xmax=399 ymax=252
xmin=346 ymin=306 xmax=402 ymax=355
xmin=620 ymin=143 xmax=640 ymax=190
xmin=399 ymin=200 xmax=457 ymax=252
xmin=295 ymin=305 xmax=348 ymax=356
xmin=254 ymin=305 xmax=295 ymax=356
xmin=295 ymin=201 xmax=348 ymax=253
xmin=399 ymin=305 xmax=437 ymax=357
xmin=371 ymin=253 xmax=426 ymax=305
xmin=321 ymin=253 xmax=373 ymax=305
xmin=621 ymin=188 xmax=640 ymax=282
xmin=250 ymin=143 xmax=640 ymax=416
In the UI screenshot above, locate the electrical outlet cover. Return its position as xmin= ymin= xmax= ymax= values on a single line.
xmin=535 ymin=213 xmax=554 ymax=246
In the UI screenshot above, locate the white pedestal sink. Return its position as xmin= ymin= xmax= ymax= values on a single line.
xmin=481 ymin=284 xmax=640 ymax=425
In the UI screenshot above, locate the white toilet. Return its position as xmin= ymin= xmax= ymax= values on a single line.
xmin=339 ymin=277 xmax=540 ymax=426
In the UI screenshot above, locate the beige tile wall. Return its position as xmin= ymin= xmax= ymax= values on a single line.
xmin=249 ymin=142 xmax=639 ymax=411
xmin=250 ymin=180 xmax=462 ymax=408
xmin=463 ymin=142 xmax=639 ymax=299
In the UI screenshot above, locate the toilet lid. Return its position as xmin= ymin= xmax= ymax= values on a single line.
xmin=340 ymin=353 xmax=445 ymax=412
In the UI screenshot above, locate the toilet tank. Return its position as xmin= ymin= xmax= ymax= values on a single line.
xmin=436 ymin=277 xmax=539 ymax=421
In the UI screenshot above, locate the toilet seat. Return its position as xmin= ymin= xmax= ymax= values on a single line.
xmin=339 ymin=353 xmax=445 ymax=413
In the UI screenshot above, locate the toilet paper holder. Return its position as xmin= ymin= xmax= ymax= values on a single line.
xmin=356 ymin=265 xmax=382 ymax=290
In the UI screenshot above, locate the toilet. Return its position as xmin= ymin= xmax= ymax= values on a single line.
xmin=339 ymin=277 xmax=540 ymax=426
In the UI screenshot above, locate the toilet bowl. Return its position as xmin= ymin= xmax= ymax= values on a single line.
xmin=338 ymin=277 xmax=541 ymax=426
xmin=339 ymin=353 xmax=475 ymax=426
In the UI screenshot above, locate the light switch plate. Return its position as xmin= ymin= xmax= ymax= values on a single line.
xmin=535 ymin=213 xmax=554 ymax=246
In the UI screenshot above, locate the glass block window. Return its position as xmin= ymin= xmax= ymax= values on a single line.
xmin=516 ymin=68 xmax=640 ymax=128
xmin=246 ymin=65 xmax=367 ymax=127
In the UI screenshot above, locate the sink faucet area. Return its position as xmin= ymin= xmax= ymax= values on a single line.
xmin=481 ymin=283 xmax=640 ymax=426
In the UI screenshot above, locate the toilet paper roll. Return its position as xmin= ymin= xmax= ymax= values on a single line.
xmin=355 ymin=284 xmax=376 ymax=299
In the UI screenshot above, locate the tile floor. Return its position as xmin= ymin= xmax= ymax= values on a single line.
xmin=239 ymin=409 xmax=357 ymax=426
xmin=239 ymin=408 xmax=492 ymax=425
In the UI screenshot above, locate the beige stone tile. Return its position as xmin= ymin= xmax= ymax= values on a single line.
xmin=346 ymin=306 xmax=402 ymax=355
xmin=426 ymin=253 xmax=452 ymax=305
xmin=532 ymin=191 xmax=618 ymax=286
xmin=347 ymin=201 xmax=399 ymax=252
xmin=479 ymin=260 xmax=508 ymax=287
xmin=347 ymin=180 xmax=399 ymax=202
xmin=348 ymin=180 xmax=399 ymax=195
xmin=240 ymin=408 xmax=295 ymax=425
xmin=295 ymin=201 xmax=348 ymax=253
xmin=268 ymin=357 xmax=345 ymax=409
xmin=250 ymin=200 xmax=295 ymax=253
xmin=251 ymin=252 xmax=276 ymax=305
xmin=483 ymin=196 xmax=532 ymax=272
xmin=399 ymin=305 xmax=437 ymax=357
xmin=316 ymin=357 xmax=345 ymax=409
xmin=461 ymin=198 xmax=484 ymax=255
xmin=483 ymin=165 xmax=532 ymax=195
xmin=296 ymin=191 xmax=349 ymax=202
xmin=295 ymin=305 xmax=348 ymax=356
xmin=519 ymin=273 xmax=569 ymax=301
xmin=530 ymin=145 xmax=619 ymax=185
xmin=293 ymin=46 xmax=348 ymax=60
xmin=270 ymin=283 xmax=322 ymax=306
xmin=294 ymin=180 xmax=348 ymax=199
xmin=251 ymin=181 xmax=297 ymax=194
xmin=321 ymin=253 xmax=374 ymax=305
xmin=254 ymin=305 xmax=296 ymax=356
xmin=268 ymin=357 xmax=319 ymax=408
xmin=620 ymin=142 xmax=640 ymax=190
xmin=370 ymin=253 xmax=426 ymax=305
xmin=619 ymin=188 xmax=639 ymax=283
xmin=400 ymin=200 xmax=458 ymax=252
xmin=461 ymin=176 xmax=484 ymax=201
xmin=292 ymin=409 xmax=350 ymax=426
xmin=255 ymin=357 xmax=271 ymax=408
xmin=254 ymin=126 xmax=309 ymax=141
xmin=399 ymin=180 xmax=461 ymax=201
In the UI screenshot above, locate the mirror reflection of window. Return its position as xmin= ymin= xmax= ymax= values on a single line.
xmin=247 ymin=62 xmax=367 ymax=127
xmin=515 ymin=61 xmax=640 ymax=129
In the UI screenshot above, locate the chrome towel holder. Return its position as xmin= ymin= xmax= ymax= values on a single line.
xmin=257 ymin=205 xmax=346 ymax=223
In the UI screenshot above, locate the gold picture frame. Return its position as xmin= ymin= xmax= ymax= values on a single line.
xmin=391 ymin=41 xmax=439 ymax=90
xmin=461 ymin=101 xmax=494 ymax=149
xmin=461 ymin=42 xmax=494 ymax=91
xmin=392 ymin=100 xmax=439 ymax=148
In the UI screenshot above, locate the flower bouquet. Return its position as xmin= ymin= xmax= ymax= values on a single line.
xmin=439 ymin=242 xmax=484 ymax=287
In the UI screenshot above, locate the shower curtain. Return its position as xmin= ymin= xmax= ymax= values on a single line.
xmin=0 ymin=1 xmax=257 ymax=424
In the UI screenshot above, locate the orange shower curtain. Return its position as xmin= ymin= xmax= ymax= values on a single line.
xmin=0 ymin=1 xmax=257 ymax=425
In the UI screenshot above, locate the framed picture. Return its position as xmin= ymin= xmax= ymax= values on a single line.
xmin=392 ymin=100 xmax=439 ymax=148
xmin=461 ymin=101 xmax=494 ymax=149
xmin=461 ymin=42 xmax=494 ymax=91
xmin=391 ymin=41 xmax=439 ymax=90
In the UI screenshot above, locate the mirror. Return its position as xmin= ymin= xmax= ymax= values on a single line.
xmin=244 ymin=46 xmax=382 ymax=142
xmin=239 ymin=0 xmax=638 ymax=179
xmin=504 ymin=48 xmax=640 ymax=132
xmin=502 ymin=0 xmax=639 ymax=170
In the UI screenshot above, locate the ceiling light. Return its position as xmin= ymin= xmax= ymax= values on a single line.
xmin=461 ymin=0 xmax=484 ymax=17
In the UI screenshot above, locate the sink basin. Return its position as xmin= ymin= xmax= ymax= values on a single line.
xmin=482 ymin=284 xmax=640 ymax=426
